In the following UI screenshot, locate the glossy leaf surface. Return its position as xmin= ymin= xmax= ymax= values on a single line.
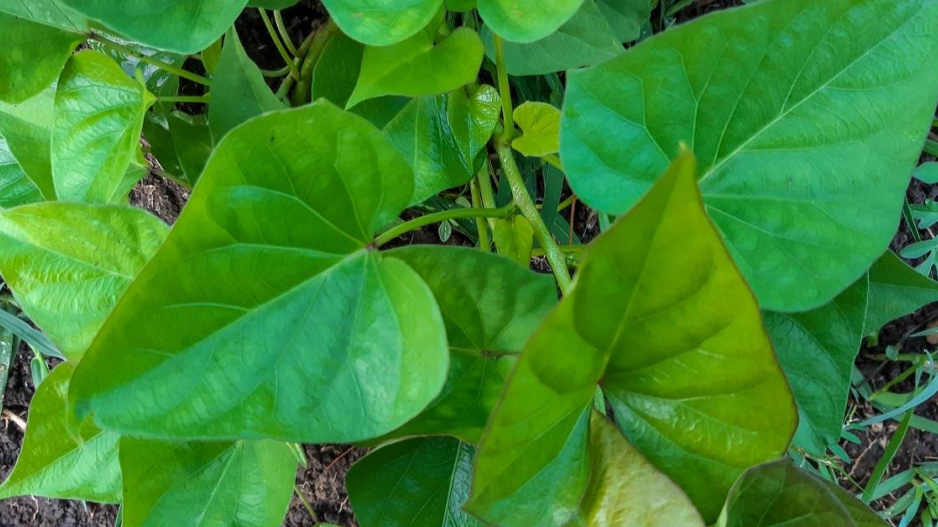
xmin=0 ymin=203 xmax=168 ymax=360
xmin=0 ymin=12 xmax=83 ymax=103
xmin=478 ymin=0 xmax=584 ymax=43
xmin=321 ymin=0 xmax=444 ymax=47
xmin=347 ymin=28 xmax=485 ymax=108
xmin=348 ymin=437 xmax=480 ymax=527
xmin=121 ymin=439 xmax=295 ymax=527
xmin=70 ymin=103 xmax=449 ymax=443
xmin=52 ymin=51 xmax=154 ymax=203
xmin=0 ymin=84 xmax=56 ymax=201
xmin=512 ymin=102 xmax=561 ymax=157
xmin=0 ymin=135 xmax=43 ymax=208
xmin=0 ymin=363 xmax=120 ymax=503
xmin=562 ymin=0 xmax=938 ymax=311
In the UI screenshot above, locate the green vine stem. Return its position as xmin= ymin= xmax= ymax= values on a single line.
xmin=476 ymin=163 xmax=499 ymax=231
xmin=375 ymin=205 xmax=514 ymax=247
xmin=258 ymin=9 xmax=300 ymax=80
xmin=90 ymin=33 xmax=212 ymax=86
xmin=157 ymin=94 xmax=211 ymax=104
xmin=274 ymin=11 xmax=300 ymax=56
xmin=493 ymin=35 xmax=514 ymax=142
xmin=291 ymin=19 xmax=340 ymax=106
xmin=470 ymin=179 xmax=491 ymax=252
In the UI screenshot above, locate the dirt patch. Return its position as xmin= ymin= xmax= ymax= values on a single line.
xmin=286 ymin=445 xmax=366 ymax=527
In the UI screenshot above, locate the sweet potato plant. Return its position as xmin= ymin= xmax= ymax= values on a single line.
xmin=1 ymin=0 xmax=938 ymax=525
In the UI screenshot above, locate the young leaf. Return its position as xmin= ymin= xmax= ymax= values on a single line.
xmin=346 ymin=27 xmax=485 ymax=109
xmin=512 ymin=102 xmax=561 ymax=157
xmin=0 ymin=86 xmax=57 ymax=201
xmin=120 ymin=439 xmax=296 ymax=527
xmin=209 ymin=27 xmax=286 ymax=142
xmin=482 ymin=0 xmax=622 ymax=77
xmin=572 ymin=412 xmax=705 ymax=527
xmin=59 ymin=0 xmax=248 ymax=54
xmin=0 ymin=203 xmax=168 ymax=360
xmin=562 ymin=0 xmax=938 ymax=311
xmin=69 ymin=102 xmax=449 ymax=443
xmin=0 ymin=12 xmax=84 ymax=103
xmin=384 ymin=85 xmax=500 ymax=205
xmin=383 ymin=246 xmax=558 ymax=443
xmin=478 ymin=0 xmax=584 ymax=43
xmin=718 ymin=459 xmax=887 ymax=526
xmin=492 ymin=216 xmax=534 ymax=267
xmin=595 ymin=0 xmax=650 ymax=43
xmin=347 ymin=437 xmax=480 ymax=527
xmin=0 ymin=363 xmax=121 ymax=503
xmin=469 ymin=152 xmax=797 ymax=524
xmin=0 ymin=135 xmax=43 ymax=208
xmin=914 ymin=162 xmax=938 ymax=184
xmin=321 ymin=0 xmax=444 ymax=47
xmin=865 ymin=251 xmax=938 ymax=336
xmin=52 ymin=51 xmax=155 ymax=203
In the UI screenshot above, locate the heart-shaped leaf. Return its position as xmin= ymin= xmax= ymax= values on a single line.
xmin=0 ymin=363 xmax=121 ymax=503
xmin=69 ymin=102 xmax=449 ymax=443
xmin=596 ymin=0 xmax=650 ymax=42
xmin=52 ymin=51 xmax=155 ymax=204
xmin=561 ymin=0 xmax=938 ymax=311
xmin=0 ymin=12 xmax=84 ymax=103
xmin=0 ymin=203 xmax=168 ymax=360
xmin=478 ymin=0 xmax=584 ymax=43
xmin=385 ymin=85 xmax=500 ymax=205
xmin=0 ymin=87 xmax=57 ymax=202
xmin=347 ymin=27 xmax=485 ymax=109
xmin=120 ymin=438 xmax=296 ymax=527
xmin=59 ymin=0 xmax=248 ymax=54
xmin=512 ymin=102 xmax=561 ymax=157
xmin=321 ymin=0 xmax=443 ymax=47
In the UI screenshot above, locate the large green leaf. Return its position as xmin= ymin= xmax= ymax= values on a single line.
xmin=384 ymin=246 xmax=557 ymax=443
xmin=0 ymin=12 xmax=84 ymax=103
xmin=120 ymin=439 xmax=296 ymax=527
xmin=482 ymin=0 xmax=621 ymax=76
xmin=562 ymin=0 xmax=938 ymax=311
xmin=52 ymin=51 xmax=154 ymax=203
xmin=321 ymin=0 xmax=444 ymax=47
xmin=469 ymin=153 xmax=796 ymax=524
xmin=718 ymin=459 xmax=887 ymax=527
xmin=0 ymin=203 xmax=168 ymax=360
xmin=0 ymin=0 xmax=89 ymax=30
xmin=348 ymin=437 xmax=480 ymax=527
xmin=385 ymin=85 xmax=500 ymax=205
xmin=0 ymin=85 xmax=56 ymax=201
xmin=572 ymin=412 xmax=705 ymax=527
xmin=210 ymin=27 xmax=286 ymax=141
xmin=0 ymin=363 xmax=121 ymax=503
xmin=69 ymin=102 xmax=449 ymax=443
xmin=478 ymin=0 xmax=584 ymax=43
xmin=595 ymin=0 xmax=650 ymax=42
xmin=0 ymin=135 xmax=43 ymax=208
xmin=347 ymin=28 xmax=485 ymax=109
xmin=59 ymin=0 xmax=248 ymax=54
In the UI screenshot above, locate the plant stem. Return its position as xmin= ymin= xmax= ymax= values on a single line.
xmin=476 ymin=162 xmax=499 ymax=231
xmin=291 ymin=19 xmax=339 ymax=106
xmin=258 ymin=9 xmax=300 ymax=80
xmin=375 ymin=205 xmax=514 ymax=247
xmin=556 ymin=194 xmax=576 ymax=213
xmin=274 ymin=11 xmax=299 ymax=56
xmin=91 ymin=34 xmax=212 ymax=86
xmin=493 ymin=35 xmax=514 ymax=142
xmin=497 ymin=144 xmax=574 ymax=294
xmin=157 ymin=94 xmax=211 ymax=104
xmin=294 ymin=485 xmax=318 ymax=523
xmin=262 ymin=65 xmax=292 ymax=78
xmin=470 ymin=179 xmax=491 ymax=252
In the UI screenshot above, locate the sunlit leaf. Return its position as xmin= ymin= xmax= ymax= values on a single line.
xmin=0 ymin=12 xmax=84 ymax=103
xmin=478 ymin=0 xmax=584 ymax=43
xmin=512 ymin=102 xmax=561 ymax=157
xmin=321 ymin=0 xmax=444 ymax=46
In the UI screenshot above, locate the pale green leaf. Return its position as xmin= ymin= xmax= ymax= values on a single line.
xmin=69 ymin=102 xmax=449 ymax=443
xmin=562 ymin=0 xmax=938 ymax=311
xmin=512 ymin=102 xmax=561 ymax=157
xmin=347 ymin=27 xmax=485 ymax=109
xmin=52 ymin=51 xmax=155 ymax=203
xmin=0 ymin=0 xmax=89 ymax=31
xmin=478 ymin=0 xmax=584 ymax=43
xmin=0 ymin=86 xmax=57 ymax=201
xmin=0 ymin=12 xmax=84 ymax=103
xmin=321 ymin=0 xmax=444 ymax=46
xmin=492 ymin=216 xmax=534 ymax=267
xmin=0 ymin=135 xmax=43 ymax=208
xmin=0 ymin=203 xmax=168 ymax=360
xmin=0 ymin=363 xmax=121 ymax=503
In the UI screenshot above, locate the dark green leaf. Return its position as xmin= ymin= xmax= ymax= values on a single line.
xmin=321 ymin=0 xmax=444 ymax=46
xmin=596 ymin=0 xmax=650 ymax=42
xmin=249 ymin=0 xmax=300 ymax=8
xmin=866 ymin=251 xmax=938 ymax=336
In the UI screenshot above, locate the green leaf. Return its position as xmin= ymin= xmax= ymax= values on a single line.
xmin=383 ymin=246 xmax=557 ymax=443
xmin=0 ymin=363 xmax=121 ymax=503
xmin=0 ymin=0 xmax=89 ymax=30
xmin=0 ymin=82 xmax=57 ymax=201
xmin=321 ymin=0 xmax=443 ymax=46
xmin=0 ymin=12 xmax=84 ymax=103
xmin=348 ymin=437 xmax=481 ymax=527
xmin=347 ymin=27 xmax=485 ymax=109
xmin=596 ymin=0 xmax=650 ymax=42
xmin=718 ymin=459 xmax=887 ymax=527
xmin=482 ymin=0 xmax=622 ymax=76
xmin=249 ymin=0 xmax=299 ymax=8
xmin=478 ymin=0 xmax=584 ymax=42
xmin=120 ymin=439 xmax=296 ymax=527
xmin=469 ymin=153 xmax=796 ymax=524
xmin=69 ymin=102 xmax=449 ymax=443
xmin=914 ymin=162 xmax=938 ymax=184
xmin=52 ymin=51 xmax=155 ymax=204
xmin=562 ymin=0 xmax=938 ymax=311
xmin=0 ymin=203 xmax=168 ymax=360
xmin=169 ymin=113 xmax=212 ymax=185
xmin=446 ymin=0 xmax=475 ymax=11
xmin=210 ymin=27 xmax=286 ymax=142
xmin=0 ymin=135 xmax=43 ymax=208
xmin=492 ymin=216 xmax=534 ymax=267
xmin=59 ymin=0 xmax=248 ymax=54
xmin=512 ymin=102 xmax=561 ymax=157
xmin=385 ymin=85 xmax=500 ymax=205
xmin=573 ymin=412 xmax=705 ymax=527
xmin=866 ymin=251 xmax=938 ymax=336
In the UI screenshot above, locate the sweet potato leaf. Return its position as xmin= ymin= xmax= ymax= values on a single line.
xmin=69 ymin=102 xmax=449 ymax=443
xmin=562 ymin=0 xmax=938 ymax=311
xmin=0 ymin=85 xmax=56 ymax=202
xmin=321 ymin=0 xmax=444 ymax=47
xmin=0 ymin=135 xmax=43 ymax=208
xmin=478 ymin=0 xmax=584 ymax=43
xmin=595 ymin=0 xmax=649 ymax=42
xmin=865 ymin=251 xmax=938 ymax=336
xmin=512 ymin=102 xmax=561 ymax=157
xmin=0 ymin=12 xmax=84 ymax=103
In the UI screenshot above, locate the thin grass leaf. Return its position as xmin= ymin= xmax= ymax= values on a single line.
xmin=862 ymin=410 xmax=913 ymax=504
